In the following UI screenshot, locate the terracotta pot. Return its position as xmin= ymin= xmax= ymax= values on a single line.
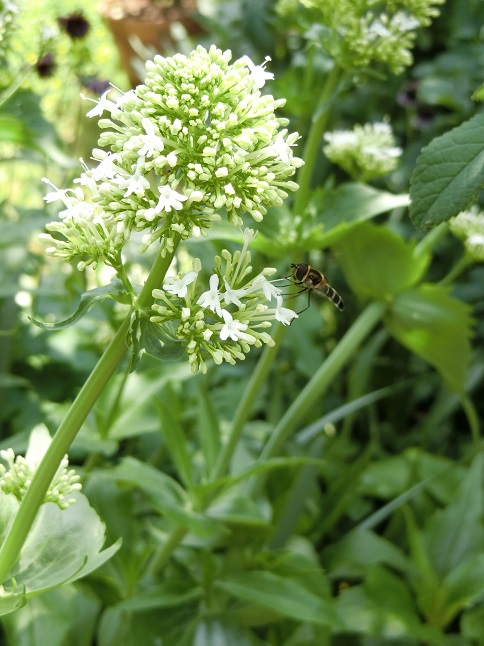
xmin=100 ymin=0 xmax=202 ymax=85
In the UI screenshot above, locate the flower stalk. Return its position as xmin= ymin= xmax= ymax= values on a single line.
xmin=0 ymin=243 xmax=178 ymax=584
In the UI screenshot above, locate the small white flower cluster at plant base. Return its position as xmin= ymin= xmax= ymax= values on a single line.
xmin=0 ymin=425 xmax=81 ymax=510
xmin=151 ymin=229 xmax=298 ymax=373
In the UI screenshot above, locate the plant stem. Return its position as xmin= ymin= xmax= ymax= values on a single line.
xmin=210 ymin=322 xmax=287 ymax=480
xmin=0 ymin=245 xmax=178 ymax=585
xmin=460 ymin=395 xmax=481 ymax=449
xmin=247 ymin=301 xmax=386 ymax=496
xmin=413 ymin=222 xmax=449 ymax=260
xmin=293 ymin=64 xmax=342 ymax=215
xmin=148 ymin=322 xmax=289 ymax=576
xmin=439 ymin=254 xmax=471 ymax=287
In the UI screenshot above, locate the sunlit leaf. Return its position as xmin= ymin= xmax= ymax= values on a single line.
xmin=216 ymin=571 xmax=340 ymax=627
xmin=0 ymin=492 xmax=120 ymax=615
xmin=336 ymin=223 xmax=430 ymax=299
xmin=385 ymin=284 xmax=473 ymax=393
xmin=410 ymin=112 xmax=484 ymax=230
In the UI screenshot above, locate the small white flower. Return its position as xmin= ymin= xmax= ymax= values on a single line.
xmin=219 ymin=309 xmax=252 ymax=342
xmin=197 ymin=274 xmax=223 ymax=316
xmin=223 ymin=279 xmax=246 ymax=307
xmin=243 ymin=55 xmax=274 ymax=89
xmin=144 ymin=185 xmax=188 ymax=221
xmin=122 ymin=158 xmax=151 ymax=197
xmin=91 ymin=152 xmax=122 ymax=181
xmin=163 ymin=271 xmax=198 ymax=298
xmin=274 ymin=296 xmax=298 ymax=326
xmin=42 ymin=180 xmax=69 ymax=204
xmin=247 ymin=274 xmax=282 ymax=301
xmin=81 ymin=90 xmax=117 ymax=118
xmin=268 ymin=136 xmax=296 ymax=164
xmin=138 ymin=118 xmax=165 ymax=157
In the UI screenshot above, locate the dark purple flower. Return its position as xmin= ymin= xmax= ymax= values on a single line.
xmin=58 ymin=13 xmax=90 ymax=40
xmin=35 ymin=53 xmax=56 ymax=78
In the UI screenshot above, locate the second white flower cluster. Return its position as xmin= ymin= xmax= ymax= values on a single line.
xmin=150 ymin=229 xmax=297 ymax=373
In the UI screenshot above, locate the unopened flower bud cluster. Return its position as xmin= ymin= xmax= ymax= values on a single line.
xmin=151 ymin=229 xmax=297 ymax=373
xmin=0 ymin=448 xmax=81 ymax=510
xmin=41 ymin=46 xmax=302 ymax=269
xmin=450 ymin=207 xmax=484 ymax=262
xmin=323 ymin=122 xmax=401 ymax=181
xmin=279 ymin=0 xmax=444 ymax=74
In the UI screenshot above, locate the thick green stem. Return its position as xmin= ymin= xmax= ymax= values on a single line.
xmin=293 ymin=65 xmax=342 ymax=215
xmin=211 ymin=322 xmax=287 ymax=480
xmin=414 ymin=222 xmax=449 ymax=260
xmin=460 ymin=395 xmax=481 ymax=449
xmin=148 ymin=323 xmax=289 ymax=576
xmin=0 ymin=245 xmax=178 ymax=584
xmin=247 ymin=301 xmax=386 ymax=496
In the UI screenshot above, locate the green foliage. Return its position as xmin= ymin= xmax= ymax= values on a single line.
xmin=2 ymin=0 xmax=484 ymax=643
xmin=410 ymin=113 xmax=484 ymax=230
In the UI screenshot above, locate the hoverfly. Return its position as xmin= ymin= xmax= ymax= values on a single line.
xmin=290 ymin=263 xmax=344 ymax=313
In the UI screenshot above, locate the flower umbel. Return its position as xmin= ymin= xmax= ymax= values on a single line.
xmin=151 ymin=229 xmax=297 ymax=373
xmin=280 ymin=0 xmax=444 ymax=74
xmin=42 ymin=46 xmax=302 ymax=268
xmin=0 ymin=425 xmax=82 ymax=510
xmin=323 ymin=122 xmax=401 ymax=181
xmin=450 ymin=207 xmax=484 ymax=263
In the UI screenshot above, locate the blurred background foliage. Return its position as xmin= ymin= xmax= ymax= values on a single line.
xmin=2 ymin=0 xmax=484 ymax=644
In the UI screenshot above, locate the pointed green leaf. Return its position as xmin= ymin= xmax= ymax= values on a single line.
xmin=410 ymin=113 xmax=484 ymax=230
xmin=30 ymin=278 xmax=127 ymax=330
xmin=317 ymin=183 xmax=410 ymax=246
xmin=423 ymin=454 xmax=484 ymax=578
xmin=216 ymin=571 xmax=340 ymax=627
xmin=156 ymin=394 xmax=194 ymax=489
xmin=197 ymin=380 xmax=222 ymax=474
xmin=336 ymin=565 xmax=442 ymax=640
xmin=385 ymin=284 xmax=473 ymax=393
xmin=336 ymin=223 xmax=430 ymax=299
xmin=100 ymin=457 xmax=219 ymax=537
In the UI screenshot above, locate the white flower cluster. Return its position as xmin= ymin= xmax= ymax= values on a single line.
xmin=151 ymin=229 xmax=297 ymax=373
xmin=323 ymin=122 xmax=401 ymax=181
xmin=0 ymin=425 xmax=82 ymax=510
xmin=450 ymin=207 xmax=484 ymax=263
xmin=286 ymin=0 xmax=444 ymax=74
xmin=41 ymin=46 xmax=302 ymax=268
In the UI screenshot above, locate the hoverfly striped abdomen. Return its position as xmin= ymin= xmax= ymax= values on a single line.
xmin=290 ymin=262 xmax=344 ymax=312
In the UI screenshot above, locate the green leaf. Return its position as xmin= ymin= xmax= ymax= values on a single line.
xmin=100 ymin=457 xmax=220 ymax=537
xmin=385 ymin=284 xmax=473 ymax=393
xmin=197 ymin=380 xmax=222 ymax=475
xmin=216 ymin=571 xmax=340 ymax=627
xmin=336 ymin=565 xmax=442 ymax=641
xmin=117 ymin=582 xmax=201 ymax=611
xmin=1 ymin=585 xmax=100 ymax=646
xmin=322 ymin=529 xmax=410 ymax=579
xmin=409 ymin=112 xmax=484 ymax=230
xmin=136 ymin=318 xmax=184 ymax=362
xmin=156 ymin=392 xmax=194 ymax=490
xmin=442 ymin=554 xmax=484 ymax=622
xmin=0 ymin=113 xmax=35 ymax=146
xmin=336 ymin=222 xmax=430 ymax=299
xmin=316 ymin=183 xmax=410 ymax=247
xmin=30 ymin=279 xmax=127 ymax=330
xmin=0 ymin=493 xmax=120 ymax=615
xmin=423 ymin=454 xmax=484 ymax=578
